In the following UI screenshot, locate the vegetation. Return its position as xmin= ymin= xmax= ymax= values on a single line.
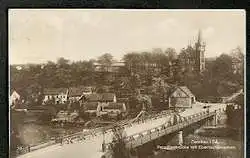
xmin=10 ymin=46 xmax=243 ymax=105
xmin=110 ymin=125 xmax=129 ymax=158
xmin=10 ymin=46 xmax=244 ymax=156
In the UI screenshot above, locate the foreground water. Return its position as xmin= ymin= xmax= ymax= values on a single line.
xmin=153 ymin=127 xmax=243 ymax=158
xmin=16 ymin=123 xmax=83 ymax=146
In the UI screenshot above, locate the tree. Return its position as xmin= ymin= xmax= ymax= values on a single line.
xmin=152 ymin=48 xmax=164 ymax=54
xmin=110 ymin=126 xmax=129 ymax=158
xmin=123 ymin=52 xmax=142 ymax=73
xmin=57 ymin=57 xmax=70 ymax=67
xmin=212 ymin=53 xmax=233 ymax=78
xmin=165 ymin=48 xmax=177 ymax=61
xmin=97 ymin=53 xmax=114 ymax=72
xmin=230 ymin=46 xmax=244 ymax=61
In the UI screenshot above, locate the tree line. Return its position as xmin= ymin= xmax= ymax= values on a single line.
xmin=10 ymin=46 xmax=244 ymax=103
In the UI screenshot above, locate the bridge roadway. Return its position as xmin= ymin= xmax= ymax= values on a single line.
xmin=17 ymin=103 xmax=226 ymax=158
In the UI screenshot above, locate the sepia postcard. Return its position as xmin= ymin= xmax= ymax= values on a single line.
xmin=9 ymin=9 xmax=245 ymax=158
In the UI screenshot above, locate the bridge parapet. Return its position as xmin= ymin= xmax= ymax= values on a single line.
xmin=104 ymin=110 xmax=216 ymax=152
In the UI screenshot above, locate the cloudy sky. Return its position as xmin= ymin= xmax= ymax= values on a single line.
xmin=9 ymin=9 xmax=245 ymax=64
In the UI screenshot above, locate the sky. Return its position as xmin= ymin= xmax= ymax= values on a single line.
xmin=9 ymin=9 xmax=245 ymax=65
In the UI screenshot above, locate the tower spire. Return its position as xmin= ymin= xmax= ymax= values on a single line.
xmin=197 ymin=29 xmax=202 ymax=44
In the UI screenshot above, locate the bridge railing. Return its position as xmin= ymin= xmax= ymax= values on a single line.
xmin=15 ymin=111 xmax=171 ymax=156
xmin=104 ymin=110 xmax=216 ymax=150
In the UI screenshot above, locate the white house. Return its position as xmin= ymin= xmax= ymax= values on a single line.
xmin=43 ymin=88 xmax=68 ymax=104
xmin=10 ymin=90 xmax=21 ymax=106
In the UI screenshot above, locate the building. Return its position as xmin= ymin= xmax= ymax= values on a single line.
xmin=10 ymin=90 xmax=21 ymax=106
xmin=43 ymin=88 xmax=68 ymax=104
xmin=84 ymin=102 xmax=102 ymax=117
xmin=168 ymin=86 xmax=196 ymax=109
xmin=115 ymin=88 xmax=133 ymax=98
xmin=86 ymin=93 xmax=116 ymax=103
xmin=83 ymin=93 xmax=117 ymax=117
xmin=102 ymin=93 xmax=117 ymax=103
xmin=68 ymin=86 xmax=93 ymax=103
xmin=232 ymin=57 xmax=243 ymax=74
xmin=93 ymin=61 xmax=127 ymax=73
xmin=102 ymin=102 xmax=127 ymax=118
xmin=93 ymin=61 xmax=128 ymax=80
xmin=127 ymin=62 xmax=162 ymax=77
xmin=178 ymin=30 xmax=206 ymax=73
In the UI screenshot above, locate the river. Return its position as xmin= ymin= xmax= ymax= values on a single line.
xmin=153 ymin=127 xmax=243 ymax=158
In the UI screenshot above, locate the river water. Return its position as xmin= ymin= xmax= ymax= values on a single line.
xmin=153 ymin=127 xmax=243 ymax=158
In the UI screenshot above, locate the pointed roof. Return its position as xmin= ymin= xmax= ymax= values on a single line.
xmin=87 ymin=94 xmax=102 ymax=102
xmin=43 ymin=88 xmax=68 ymax=95
xmin=179 ymin=86 xmax=195 ymax=97
xmin=68 ymin=86 xmax=92 ymax=97
xmin=168 ymin=86 xmax=195 ymax=98
xmin=86 ymin=93 xmax=116 ymax=102
xmin=197 ymin=29 xmax=202 ymax=44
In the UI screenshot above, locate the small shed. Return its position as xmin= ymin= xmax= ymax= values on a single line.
xmin=168 ymin=86 xmax=196 ymax=109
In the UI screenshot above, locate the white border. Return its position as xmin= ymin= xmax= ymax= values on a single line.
xmin=8 ymin=9 xmax=246 ymax=158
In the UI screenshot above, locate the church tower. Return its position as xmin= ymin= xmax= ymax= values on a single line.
xmin=194 ymin=30 xmax=206 ymax=72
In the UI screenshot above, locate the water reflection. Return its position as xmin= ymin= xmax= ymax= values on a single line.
xmin=154 ymin=128 xmax=243 ymax=158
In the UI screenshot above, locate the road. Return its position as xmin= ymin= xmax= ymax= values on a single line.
xmin=17 ymin=103 xmax=226 ymax=158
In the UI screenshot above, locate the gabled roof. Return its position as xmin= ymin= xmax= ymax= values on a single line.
xmin=169 ymin=86 xmax=194 ymax=98
xmin=10 ymin=88 xmax=26 ymax=98
xmin=105 ymin=102 xmax=125 ymax=110
xmin=102 ymin=93 xmax=115 ymax=101
xmin=85 ymin=102 xmax=99 ymax=110
xmin=179 ymin=86 xmax=194 ymax=97
xmin=43 ymin=88 xmax=68 ymax=95
xmin=68 ymin=86 xmax=92 ymax=97
xmin=86 ymin=93 xmax=115 ymax=102
xmin=10 ymin=89 xmax=15 ymax=95
xmin=87 ymin=94 xmax=102 ymax=102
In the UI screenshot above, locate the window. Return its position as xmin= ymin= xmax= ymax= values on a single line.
xmin=191 ymin=97 xmax=195 ymax=104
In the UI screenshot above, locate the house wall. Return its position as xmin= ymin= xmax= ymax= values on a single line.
xmin=169 ymin=97 xmax=192 ymax=108
xmin=43 ymin=94 xmax=68 ymax=104
xmin=10 ymin=91 xmax=21 ymax=105
xmin=68 ymin=96 xmax=81 ymax=102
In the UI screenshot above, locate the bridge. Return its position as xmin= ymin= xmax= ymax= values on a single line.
xmin=222 ymin=89 xmax=243 ymax=103
xmin=17 ymin=102 xmax=227 ymax=158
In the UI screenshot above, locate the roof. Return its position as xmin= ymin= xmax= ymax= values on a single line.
xmin=85 ymin=102 xmax=99 ymax=110
xmin=10 ymin=89 xmax=15 ymax=95
xmin=10 ymin=89 xmax=14 ymax=95
xmin=169 ymin=86 xmax=194 ymax=98
xmin=10 ymin=88 xmax=27 ymax=98
xmin=68 ymin=86 xmax=92 ymax=97
xmin=112 ymin=62 xmax=125 ymax=67
xmin=87 ymin=93 xmax=115 ymax=102
xmin=105 ymin=102 xmax=125 ymax=110
xmin=43 ymin=88 xmax=68 ymax=95
xmin=87 ymin=94 xmax=102 ymax=102
xmin=102 ymin=93 xmax=115 ymax=101
xmin=179 ymin=86 xmax=194 ymax=97
xmin=93 ymin=62 xmax=125 ymax=67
